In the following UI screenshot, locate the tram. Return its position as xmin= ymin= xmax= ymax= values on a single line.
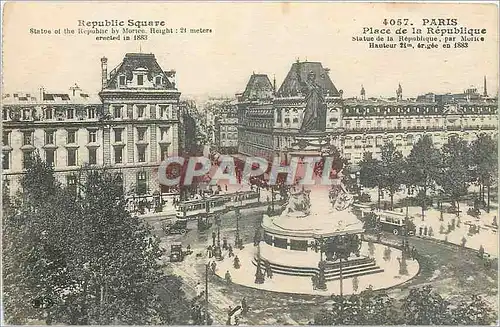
xmin=175 ymin=190 xmax=260 ymax=219
xmin=377 ymin=210 xmax=416 ymax=236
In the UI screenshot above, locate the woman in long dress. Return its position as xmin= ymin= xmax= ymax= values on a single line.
xmin=299 ymin=71 xmax=325 ymax=132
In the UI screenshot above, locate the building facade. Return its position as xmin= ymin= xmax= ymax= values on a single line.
xmin=2 ymin=87 xmax=102 ymax=196
xmin=237 ymin=60 xmax=498 ymax=164
xmin=2 ymin=53 xmax=183 ymax=197
xmin=214 ymin=104 xmax=238 ymax=154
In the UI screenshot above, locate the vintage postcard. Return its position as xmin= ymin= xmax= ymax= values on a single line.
xmin=1 ymin=1 xmax=498 ymax=325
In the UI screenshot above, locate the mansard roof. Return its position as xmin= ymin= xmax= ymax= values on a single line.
xmin=277 ymin=61 xmax=339 ymax=97
xmin=241 ymin=74 xmax=274 ymax=100
xmin=106 ymin=53 xmax=175 ymax=89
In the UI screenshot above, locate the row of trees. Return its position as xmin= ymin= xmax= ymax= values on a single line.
xmin=3 ymin=155 xmax=191 ymax=325
xmin=359 ymin=134 xmax=497 ymax=216
xmin=314 ymin=285 xmax=495 ymax=325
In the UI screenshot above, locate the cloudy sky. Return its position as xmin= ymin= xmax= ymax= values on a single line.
xmin=2 ymin=2 xmax=498 ymax=99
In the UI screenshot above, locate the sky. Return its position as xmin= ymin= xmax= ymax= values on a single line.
xmin=2 ymin=2 xmax=498 ymax=100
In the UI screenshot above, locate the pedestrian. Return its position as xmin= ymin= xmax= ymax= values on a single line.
xmin=424 ymin=226 xmax=428 ymax=236
xmin=226 ymin=306 xmax=232 ymax=325
xmin=241 ymin=297 xmax=248 ymax=315
xmin=207 ymin=245 xmax=213 ymax=258
xmin=311 ymin=274 xmax=317 ymax=290
xmin=228 ymin=247 xmax=234 ymax=258
xmin=211 ymin=260 xmax=217 ymax=274
xmin=225 ymin=184 xmax=228 ymax=192
xmin=266 ymin=264 xmax=273 ymax=279
xmin=225 ymin=270 xmax=232 ymax=284
xmin=233 ymin=255 xmax=241 ymax=269
xmin=223 ymin=237 xmax=228 ymax=250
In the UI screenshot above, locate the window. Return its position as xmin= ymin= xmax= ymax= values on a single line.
xmin=136 ymin=171 xmax=147 ymax=194
xmin=356 ymin=121 xmax=360 ymax=129
xmin=155 ymin=76 xmax=162 ymax=85
xmin=138 ymin=128 xmax=147 ymax=141
xmin=67 ymin=108 xmax=74 ymax=119
xmin=45 ymin=131 xmax=55 ymax=144
xmin=89 ymin=148 xmax=97 ymax=165
xmin=292 ymin=118 xmax=299 ymax=123
xmin=264 ymin=233 xmax=273 ymax=245
xmin=160 ymin=146 xmax=169 ymax=161
xmin=114 ymin=173 xmax=123 ymax=194
xmin=67 ymin=149 xmax=77 ymax=166
xmin=276 ymin=110 xmax=282 ymax=123
xmin=137 ymin=75 xmax=144 ymax=85
xmin=3 ymin=151 xmax=10 ymax=170
xmin=45 ymin=108 xmax=53 ymax=120
xmin=138 ymin=147 xmax=146 ymax=162
xmin=137 ymin=105 xmax=146 ymax=118
xmin=23 ymin=131 xmax=33 ymax=146
xmin=23 ymin=109 xmax=31 ymax=120
xmin=273 ymin=237 xmax=288 ymax=249
xmin=3 ymin=132 xmax=9 ymax=146
xmin=113 ymin=106 xmax=122 ymax=119
xmin=3 ymin=109 xmax=9 ymax=120
xmin=23 ymin=151 xmax=33 ymax=169
xmin=221 ymin=133 xmax=226 ymax=139
xmin=119 ymin=75 xmax=126 ymax=86
xmin=284 ymin=118 xmax=290 ymax=124
xmin=345 ymin=121 xmax=351 ymax=127
xmin=45 ymin=149 xmax=55 ymax=166
xmin=114 ymin=147 xmax=123 ymax=164
xmin=160 ymin=127 xmax=169 ymax=141
xmin=290 ymin=240 xmax=308 ymax=251
xmin=67 ymin=175 xmax=77 ymax=191
xmin=114 ymin=129 xmax=122 ymax=142
xmin=88 ymin=130 xmax=97 ymax=143
xmin=88 ymin=107 xmax=96 ymax=119
xmin=160 ymin=105 xmax=169 ymax=118
xmin=67 ymin=130 xmax=76 ymax=144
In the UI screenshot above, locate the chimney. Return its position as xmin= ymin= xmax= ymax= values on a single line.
xmin=39 ymin=87 xmax=44 ymax=101
xmin=483 ymin=75 xmax=488 ymax=97
xmin=101 ymin=57 xmax=108 ymax=89
xmin=273 ymin=75 xmax=276 ymax=94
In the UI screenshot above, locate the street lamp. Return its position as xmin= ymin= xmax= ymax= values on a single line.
xmin=254 ymin=241 xmax=265 ymax=284
xmin=215 ymin=215 xmax=222 ymax=260
xmin=309 ymin=236 xmax=327 ymax=291
xmin=235 ymin=208 xmax=243 ymax=249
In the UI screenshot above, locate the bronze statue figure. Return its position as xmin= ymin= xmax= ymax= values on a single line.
xmin=297 ymin=70 xmax=326 ymax=132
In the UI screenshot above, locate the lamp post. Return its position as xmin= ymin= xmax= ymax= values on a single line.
xmin=204 ymin=263 xmax=210 ymax=325
xmin=310 ymin=237 xmax=327 ymax=291
xmin=254 ymin=241 xmax=265 ymax=284
xmin=235 ymin=208 xmax=242 ymax=249
xmin=215 ymin=215 xmax=222 ymax=260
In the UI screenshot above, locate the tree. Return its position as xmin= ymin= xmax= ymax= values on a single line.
xmin=470 ymin=134 xmax=497 ymax=213
xmin=3 ymin=156 xmax=190 ymax=325
xmin=436 ymin=137 xmax=471 ymax=215
xmin=450 ymin=294 xmax=495 ymax=325
xmin=379 ymin=142 xmax=405 ymax=210
xmin=359 ymin=152 xmax=383 ymax=209
xmin=405 ymin=135 xmax=441 ymax=219
xmin=401 ymin=286 xmax=451 ymax=325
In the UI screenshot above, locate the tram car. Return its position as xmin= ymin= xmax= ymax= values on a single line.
xmin=176 ymin=190 xmax=260 ymax=219
xmin=175 ymin=196 xmax=229 ymax=219
xmin=377 ymin=210 xmax=416 ymax=236
xmin=229 ymin=190 xmax=261 ymax=208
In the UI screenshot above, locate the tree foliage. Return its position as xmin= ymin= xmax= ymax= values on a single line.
xmin=3 ymin=155 xmax=190 ymax=325
xmin=379 ymin=142 xmax=405 ymax=209
xmin=314 ymin=286 xmax=495 ymax=325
